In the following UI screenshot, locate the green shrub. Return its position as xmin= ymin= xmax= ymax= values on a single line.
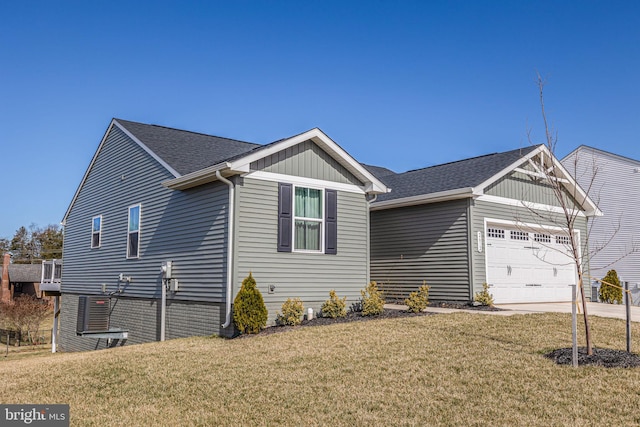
xmin=321 ymin=289 xmax=347 ymax=318
xmin=600 ymin=269 xmax=622 ymax=304
xmin=233 ymin=273 xmax=268 ymax=334
xmin=361 ymin=281 xmax=385 ymax=316
xmin=474 ymin=283 xmax=494 ymax=306
xmin=276 ymin=298 xmax=304 ymax=326
xmin=405 ymin=283 xmax=430 ymax=313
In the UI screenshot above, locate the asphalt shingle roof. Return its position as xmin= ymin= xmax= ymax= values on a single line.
xmin=115 ymin=119 xmax=261 ymax=175
xmin=375 ymin=145 xmax=541 ymax=202
xmin=3 ymin=264 xmax=42 ymax=283
xmin=361 ymin=164 xmax=397 ymax=180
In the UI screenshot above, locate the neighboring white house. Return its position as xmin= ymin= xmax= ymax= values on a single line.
xmin=563 ymin=146 xmax=640 ymax=304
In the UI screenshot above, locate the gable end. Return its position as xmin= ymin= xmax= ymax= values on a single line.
xmin=250 ymin=139 xmax=364 ymax=186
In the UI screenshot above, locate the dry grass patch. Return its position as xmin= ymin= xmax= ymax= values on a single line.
xmin=1 ymin=313 xmax=640 ymax=426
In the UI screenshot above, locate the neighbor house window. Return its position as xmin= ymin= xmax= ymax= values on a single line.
xmin=127 ymin=204 xmax=141 ymax=258
xmin=294 ymin=187 xmax=323 ymax=251
xmin=91 ymin=215 xmax=102 ymax=248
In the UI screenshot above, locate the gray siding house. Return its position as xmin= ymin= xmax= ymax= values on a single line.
xmin=562 ymin=146 xmax=640 ymax=303
xmin=369 ymin=145 xmax=600 ymax=304
xmin=60 ymin=119 xmax=387 ymax=351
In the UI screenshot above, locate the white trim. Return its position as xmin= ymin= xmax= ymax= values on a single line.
xmin=126 ymin=204 xmax=141 ymax=259
xmin=473 ymin=146 xmax=544 ymax=195
xmin=113 ymin=120 xmax=181 ymax=178
xmin=292 ymin=185 xmax=325 ymax=254
xmin=484 ymin=217 xmax=570 ymax=233
xmin=91 ymin=215 xmax=102 ymax=249
xmin=162 ymin=163 xmax=229 ymax=190
xmin=62 ymin=121 xmax=115 ymax=223
xmin=477 ymin=194 xmax=587 ymax=217
xmin=483 ymin=217 xmax=582 ymax=300
xmin=228 ymin=128 xmax=388 ymax=194
xmin=215 ymin=171 xmax=235 ymax=329
xmin=471 ymin=145 xmax=601 ymax=217
xmin=370 ymin=187 xmax=473 ymax=211
xmin=164 ymin=128 xmax=389 ymax=194
xmin=62 ymin=119 xmax=182 ymax=224
xmin=245 ymin=170 xmax=364 ymax=194
xmin=513 ymin=167 xmax=570 ymax=183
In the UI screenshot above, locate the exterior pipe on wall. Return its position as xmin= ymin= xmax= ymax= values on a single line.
xmin=216 ymin=170 xmax=235 ymax=329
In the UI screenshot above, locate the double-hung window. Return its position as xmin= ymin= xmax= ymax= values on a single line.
xmin=91 ymin=215 xmax=102 ymax=248
xmin=127 ymin=204 xmax=141 ymax=258
xmin=294 ymin=187 xmax=323 ymax=252
xmin=278 ymin=183 xmax=337 ymax=254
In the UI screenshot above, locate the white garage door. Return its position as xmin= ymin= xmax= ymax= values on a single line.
xmin=486 ymin=225 xmax=577 ymax=303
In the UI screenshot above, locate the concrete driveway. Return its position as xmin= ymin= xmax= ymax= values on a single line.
xmin=496 ymin=302 xmax=640 ymax=322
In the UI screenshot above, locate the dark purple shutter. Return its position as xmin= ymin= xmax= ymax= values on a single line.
xmin=325 ymin=189 xmax=337 ymax=254
xmin=278 ymin=183 xmax=292 ymax=252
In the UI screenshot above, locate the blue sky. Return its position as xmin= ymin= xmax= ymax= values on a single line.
xmin=1 ymin=1 xmax=638 ymax=239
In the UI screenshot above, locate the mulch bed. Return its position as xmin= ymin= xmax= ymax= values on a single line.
xmin=236 ymin=301 xmax=502 ymax=338
xmin=236 ymin=308 xmax=435 ymax=338
xmin=427 ymin=301 xmax=504 ymax=311
xmin=545 ymin=347 xmax=640 ymax=368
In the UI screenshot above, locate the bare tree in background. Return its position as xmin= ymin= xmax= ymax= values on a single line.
xmin=522 ymin=73 xmax=596 ymax=355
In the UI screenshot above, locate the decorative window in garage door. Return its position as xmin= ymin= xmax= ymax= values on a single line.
xmin=510 ymin=230 xmax=529 ymax=240
xmin=534 ymin=233 xmax=551 ymax=243
xmin=555 ymin=235 xmax=570 ymax=245
xmin=487 ymin=228 xmax=505 ymax=239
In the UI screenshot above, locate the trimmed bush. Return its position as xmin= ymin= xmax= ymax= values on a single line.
xmin=600 ymin=269 xmax=623 ymax=304
xmin=233 ymin=273 xmax=268 ymax=334
xmin=321 ymin=290 xmax=347 ymax=318
xmin=405 ymin=283 xmax=430 ymax=313
xmin=276 ymin=298 xmax=304 ymax=326
xmin=474 ymin=283 xmax=494 ymax=307
xmin=361 ymin=281 xmax=385 ymax=316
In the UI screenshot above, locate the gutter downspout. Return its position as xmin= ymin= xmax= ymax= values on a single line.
xmin=216 ymin=170 xmax=234 ymax=329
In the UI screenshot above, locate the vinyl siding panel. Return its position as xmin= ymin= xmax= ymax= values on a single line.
xmin=563 ymin=149 xmax=640 ymax=300
xmin=486 ymin=170 xmax=580 ymax=208
xmin=234 ymin=178 xmax=369 ymax=321
xmin=370 ymin=199 xmax=471 ymax=301
xmin=470 ymin=199 xmax=590 ymax=297
xmin=62 ymin=125 xmax=229 ymax=303
xmin=250 ymin=139 xmax=363 ymax=186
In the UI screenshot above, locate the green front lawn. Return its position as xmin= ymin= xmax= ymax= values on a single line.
xmin=1 ymin=312 xmax=639 ymax=426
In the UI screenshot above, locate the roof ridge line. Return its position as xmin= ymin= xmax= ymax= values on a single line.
xmin=401 ymin=145 xmax=539 ymax=175
xmin=114 ymin=118 xmax=261 ymax=147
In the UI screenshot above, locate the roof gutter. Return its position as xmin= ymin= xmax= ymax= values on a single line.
xmin=370 ymin=187 xmax=474 ymax=211
xmin=163 ymin=163 xmax=230 ymax=190
xmin=215 ymin=170 xmax=235 ymax=330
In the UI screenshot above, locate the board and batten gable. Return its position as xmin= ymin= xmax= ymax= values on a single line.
xmin=563 ymin=147 xmax=640 ymax=290
xmin=62 ymin=124 xmax=230 ymax=303
xmin=370 ymin=199 xmax=471 ymax=301
xmin=250 ymin=139 xmax=364 ymax=186
xmin=235 ymin=152 xmax=370 ymax=321
xmin=485 ymin=170 xmax=580 ymax=209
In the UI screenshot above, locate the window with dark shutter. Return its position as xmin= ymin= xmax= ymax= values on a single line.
xmin=277 ymin=183 xmax=292 ymax=252
xmin=324 ymin=189 xmax=337 ymax=254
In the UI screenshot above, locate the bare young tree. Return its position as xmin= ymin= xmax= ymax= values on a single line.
xmin=520 ymin=73 xmax=596 ymax=355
